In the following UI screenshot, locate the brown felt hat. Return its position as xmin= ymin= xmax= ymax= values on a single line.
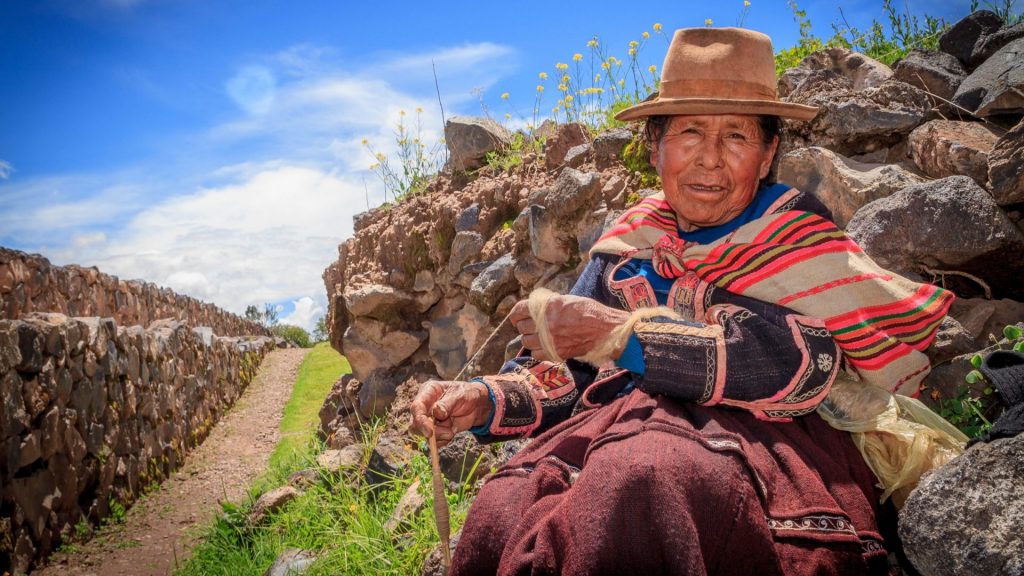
xmin=615 ymin=27 xmax=818 ymax=121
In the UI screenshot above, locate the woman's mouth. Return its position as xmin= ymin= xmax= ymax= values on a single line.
xmin=687 ymin=184 xmax=726 ymax=192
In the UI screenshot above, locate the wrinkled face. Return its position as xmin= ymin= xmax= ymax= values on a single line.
xmin=650 ymin=114 xmax=779 ymax=229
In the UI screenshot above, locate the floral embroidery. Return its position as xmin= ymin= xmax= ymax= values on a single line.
xmin=817 ymin=353 xmax=834 ymax=372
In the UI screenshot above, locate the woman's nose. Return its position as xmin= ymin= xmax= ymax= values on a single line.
xmin=695 ymin=137 xmax=725 ymax=168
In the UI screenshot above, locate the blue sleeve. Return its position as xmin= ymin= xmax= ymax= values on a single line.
xmin=614 ymin=333 xmax=646 ymax=375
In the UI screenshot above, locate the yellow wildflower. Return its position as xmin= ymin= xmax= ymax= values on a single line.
xmin=558 ymin=83 xmax=568 ymax=91
xmin=595 ymin=73 xmax=602 ymax=82
xmin=573 ymin=53 xmax=583 ymax=62
xmin=653 ymin=23 xmax=663 ymax=31
xmin=552 ymin=106 xmax=559 ymax=113
xmin=618 ymin=79 xmax=625 ymax=87
xmin=527 ymin=123 xmax=534 ymax=130
xmin=348 ymin=503 xmax=359 ymax=512
xmin=399 ymin=109 xmax=406 ymax=116
xmin=705 ymin=18 xmax=713 ymax=26
xmin=649 ymin=64 xmax=657 ymax=74
xmin=501 ymin=92 xmax=509 ymax=100
xmin=561 ymin=74 xmax=570 ymax=83
xmin=601 ymin=61 xmax=610 ymax=70
xmin=744 ymin=0 xmax=751 ymax=5
xmin=537 ymin=84 xmax=544 ymax=92
xmin=587 ymin=38 xmax=598 ymax=48
xmin=361 ymin=138 xmax=368 ymax=146
xmin=539 ymin=72 xmax=548 ymax=79
xmin=375 ymin=152 xmax=386 ymax=162
xmin=369 ymin=163 xmax=379 ymax=170
xmin=628 ymin=48 xmax=637 ymax=57
xmin=505 ymin=112 xmax=511 ymax=119
xmin=642 ymin=31 xmax=650 ymax=39
xmin=629 ymin=40 xmax=639 ymax=48
xmin=415 ymin=106 xmax=423 ymax=113
xmin=556 ymin=62 xmax=569 ymax=70
xmin=565 ymin=94 xmax=574 ymax=103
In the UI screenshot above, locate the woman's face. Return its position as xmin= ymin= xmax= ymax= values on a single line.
xmin=650 ymin=114 xmax=779 ymax=229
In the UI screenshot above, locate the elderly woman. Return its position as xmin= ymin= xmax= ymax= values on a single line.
xmin=412 ymin=28 xmax=952 ymax=575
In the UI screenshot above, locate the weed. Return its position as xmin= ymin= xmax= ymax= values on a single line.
xmin=108 ymin=498 xmax=127 ymax=524
xmin=485 ymin=131 xmax=543 ymax=173
xmin=620 ymin=135 xmax=660 ymax=190
xmin=363 ymin=108 xmax=443 ymax=204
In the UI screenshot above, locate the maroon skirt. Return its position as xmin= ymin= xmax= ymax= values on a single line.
xmin=451 ymin=390 xmax=889 ymax=576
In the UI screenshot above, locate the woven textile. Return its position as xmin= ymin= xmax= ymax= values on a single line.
xmin=590 ymin=188 xmax=954 ymax=396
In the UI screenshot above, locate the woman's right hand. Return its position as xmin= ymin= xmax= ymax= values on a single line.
xmin=409 ymin=379 xmax=493 ymax=447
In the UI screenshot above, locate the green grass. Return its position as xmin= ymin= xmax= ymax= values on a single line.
xmin=178 ymin=343 xmax=477 ymax=576
xmin=267 ymin=343 xmax=351 ymax=476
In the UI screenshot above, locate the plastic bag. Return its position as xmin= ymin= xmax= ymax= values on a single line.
xmin=817 ymin=375 xmax=967 ymax=508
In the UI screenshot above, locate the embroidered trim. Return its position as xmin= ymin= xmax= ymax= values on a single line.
xmin=765 ymin=514 xmax=857 ymax=537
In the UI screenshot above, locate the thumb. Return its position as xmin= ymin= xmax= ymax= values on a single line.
xmin=432 ymin=399 xmax=450 ymax=421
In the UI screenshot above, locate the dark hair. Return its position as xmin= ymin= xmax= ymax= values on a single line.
xmin=642 ymin=114 xmax=782 ymax=188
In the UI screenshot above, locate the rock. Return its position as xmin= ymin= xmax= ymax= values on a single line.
xmin=892 ymin=49 xmax=967 ymax=100
xmin=0 ymin=322 xmax=22 ymax=373
xmin=785 ymin=77 xmax=930 ymax=157
xmin=16 ymin=322 xmax=45 ymax=373
xmin=353 ymin=205 xmax=388 ymax=234
xmin=286 ymin=469 xmax=319 ymax=489
xmin=847 ymin=176 xmax=1024 ymax=300
xmin=357 ymin=369 xmax=397 ymax=419
xmin=325 ymin=424 xmax=355 ymax=450
xmin=317 ymin=375 xmax=349 ymax=441
xmin=528 ymin=205 xmax=571 ymax=265
xmin=950 ymin=297 xmax=1024 ymax=348
xmin=939 ymin=10 xmax=1004 ymax=68
xmin=342 ymin=284 xmax=417 ymax=319
xmin=988 ymin=119 xmax=1024 ymax=205
xmin=342 ymin=319 xmax=427 ymax=381
xmin=926 ymin=316 xmax=978 ymax=366
xmin=564 ymin=143 xmax=591 ymax=168
xmin=971 ymin=21 xmax=1024 ymax=67
xmin=447 ymin=231 xmax=485 ymax=275
xmin=384 ymin=479 xmax=426 ymax=532
xmin=593 ymin=128 xmax=634 ymax=169
xmin=316 ymin=445 xmax=364 ymax=474
xmin=469 ymin=253 xmax=517 ymax=313
xmin=454 ymin=203 xmax=480 ymax=233
xmin=908 ymin=120 xmax=1000 ymax=186
xmin=777 ymin=146 xmax=924 ymax=227
xmin=263 ymin=548 xmax=319 ymax=576
xmin=544 ymin=122 xmax=590 ymax=169
xmin=365 ymin=438 xmax=407 ymax=487
xmin=953 ymin=37 xmax=1024 ymax=116
xmin=899 ymin=435 xmax=1024 ymax=576
xmin=544 ymin=168 xmax=603 ymax=219
xmin=428 ymin=304 xmax=490 ymax=380
xmin=412 ymin=270 xmax=435 ymax=293
xmin=444 ymin=116 xmax=513 ymax=171
xmin=781 ymin=48 xmax=893 ymax=96
xmin=438 ymin=432 xmax=493 ymax=485
xmin=249 ymin=486 xmax=300 ymax=524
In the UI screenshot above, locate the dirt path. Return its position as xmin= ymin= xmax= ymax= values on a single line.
xmin=34 ymin=347 xmax=309 ymax=576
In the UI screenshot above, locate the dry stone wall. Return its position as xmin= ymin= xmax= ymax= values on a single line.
xmin=0 ymin=312 xmax=275 ymax=573
xmin=0 ymin=248 xmax=268 ymax=337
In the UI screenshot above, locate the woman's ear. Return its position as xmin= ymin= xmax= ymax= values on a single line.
xmin=759 ymin=135 xmax=780 ymax=179
xmin=649 ymin=140 xmax=661 ymax=176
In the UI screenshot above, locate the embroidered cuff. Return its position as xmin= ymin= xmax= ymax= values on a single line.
xmin=615 ymin=333 xmax=646 ymax=375
xmin=476 ymin=373 xmax=543 ymax=438
xmin=634 ymin=320 xmax=727 ymax=404
xmin=468 ymin=378 xmax=497 ymax=436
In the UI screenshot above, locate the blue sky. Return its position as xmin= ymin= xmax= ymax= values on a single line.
xmin=0 ymin=0 xmax=972 ymax=331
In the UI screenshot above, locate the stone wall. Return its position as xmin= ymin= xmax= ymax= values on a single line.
xmin=0 ymin=312 xmax=275 ymax=573
xmin=0 ymin=247 xmax=268 ymax=337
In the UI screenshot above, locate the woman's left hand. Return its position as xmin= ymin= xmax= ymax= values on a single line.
xmin=509 ymin=295 xmax=630 ymax=362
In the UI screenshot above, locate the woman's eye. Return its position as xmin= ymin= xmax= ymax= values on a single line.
xmin=726 ymin=132 xmax=747 ymax=140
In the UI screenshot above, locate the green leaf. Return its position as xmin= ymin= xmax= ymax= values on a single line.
xmin=984 ymin=387 xmax=994 ymax=395
xmin=1004 ymin=324 xmax=1023 ymax=341
xmin=965 ymin=370 xmax=984 ymax=385
xmin=1015 ymin=341 xmax=1024 ymax=353
xmin=970 ymin=354 xmax=983 ymax=369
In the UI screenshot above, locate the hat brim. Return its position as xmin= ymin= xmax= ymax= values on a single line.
xmin=614 ymin=97 xmax=818 ymax=122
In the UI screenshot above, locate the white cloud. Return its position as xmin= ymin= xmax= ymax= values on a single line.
xmin=72 ymin=231 xmax=107 ymax=248
xmin=0 ymin=161 xmax=12 ymax=179
xmin=279 ymin=296 xmax=325 ymax=332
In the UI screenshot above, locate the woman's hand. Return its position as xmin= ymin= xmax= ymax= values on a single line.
xmin=509 ymin=295 xmax=630 ymax=362
xmin=409 ymin=380 xmax=493 ymax=446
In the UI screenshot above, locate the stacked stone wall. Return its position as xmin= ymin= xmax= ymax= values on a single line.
xmin=0 ymin=248 xmax=268 ymax=337
xmin=0 ymin=312 xmax=275 ymax=573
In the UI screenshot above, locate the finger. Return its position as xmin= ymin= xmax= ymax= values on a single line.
xmin=513 ymin=317 xmax=537 ymax=336
xmin=412 ymin=415 xmax=435 ymax=438
xmin=509 ymin=300 xmax=531 ymax=324
xmin=522 ymin=333 xmax=542 ymax=352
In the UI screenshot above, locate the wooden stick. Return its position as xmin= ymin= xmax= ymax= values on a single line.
xmin=428 ymin=433 xmax=451 ymax=573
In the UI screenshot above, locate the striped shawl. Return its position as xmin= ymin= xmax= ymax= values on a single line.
xmin=590 ymin=188 xmax=954 ymax=396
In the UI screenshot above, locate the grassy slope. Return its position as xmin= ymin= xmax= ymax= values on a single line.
xmin=178 ymin=343 xmax=473 ymax=576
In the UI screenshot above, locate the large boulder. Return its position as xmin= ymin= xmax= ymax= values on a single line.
xmin=892 ymin=49 xmax=967 ymax=100
xmin=952 ymin=37 xmax=1024 ymax=116
xmin=544 ymin=123 xmax=590 ymax=170
xmin=341 ymin=318 xmax=426 ymax=381
xmin=444 ymin=116 xmax=513 ymax=171
xmin=908 ymin=120 xmax=1000 ymax=186
xmin=939 ymin=10 xmax=1005 ymax=68
xmin=778 ymin=47 xmax=892 ymax=98
xmin=593 ymin=127 xmax=634 ymax=169
xmin=784 ymin=76 xmax=930 ymax=157
xmin=971 ymin=21 xmax=1024 ymax=66
xmin=777 ymin=146 xmax=923 ymax=227
xmin=899 ymin=435 xmax=1024 ymax=576
xmin=847 ymin=176 xmax=1024 ymax=299
xmin=988 ymin=118 xmax=1024 ymax=205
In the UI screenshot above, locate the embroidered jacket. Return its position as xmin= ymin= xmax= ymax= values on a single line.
xmin=473 ymin=192 xmax=846 ymax=441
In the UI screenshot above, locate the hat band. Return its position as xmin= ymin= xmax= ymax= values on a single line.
xmin=659 ymin=78 xmax=776 ymax=101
